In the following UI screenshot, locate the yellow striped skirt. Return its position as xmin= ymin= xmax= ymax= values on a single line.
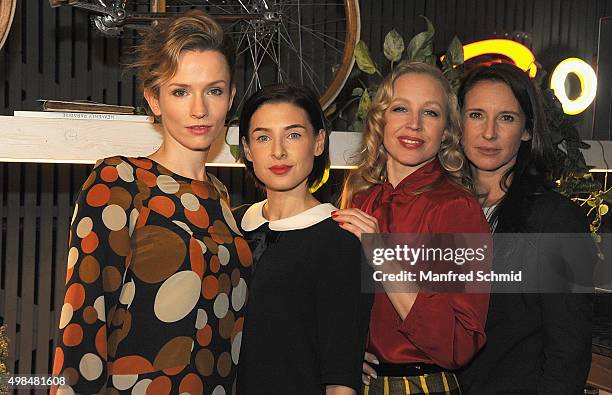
xmin=361 ymin=372 xmax=462 ymax=395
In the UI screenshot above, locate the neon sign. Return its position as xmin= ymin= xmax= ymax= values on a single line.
xmin=453 ymin=39 xmax=598 ymax=115
xmin=550 ymin=58 xmax=598 ymax=115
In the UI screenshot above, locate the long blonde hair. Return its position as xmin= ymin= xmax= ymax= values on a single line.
xmin=341 ymin=62 xmax=469 ymax=208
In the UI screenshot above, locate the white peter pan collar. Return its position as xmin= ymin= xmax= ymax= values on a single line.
xmin=241 ymin=200 xmax=337 ymax=231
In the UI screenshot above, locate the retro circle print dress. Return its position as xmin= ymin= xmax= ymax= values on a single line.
xmin=51 ymin=156 xmax=253 ymax=395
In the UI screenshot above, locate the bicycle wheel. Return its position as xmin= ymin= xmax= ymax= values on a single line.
xmin=149 ymin=0 xmax=360 ymax=110
xmin=0 ymin=0 xmax=16 ymax=50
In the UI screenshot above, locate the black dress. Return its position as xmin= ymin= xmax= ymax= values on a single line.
xmin=234 ymin=201 xmax=373 ymax=394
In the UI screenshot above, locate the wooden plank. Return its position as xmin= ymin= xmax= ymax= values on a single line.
xmin=0 ymin=163 xmax=4 ymax=299
xmin=474 ymin=0 xmax=487 ymax=40
xmin=17 ymin=163 xmax=38 ymax=376
xmin=0 ymin=117 xmax=364 ymax=168
xmin=7 ymin=0 xmax=22 ymax=112
xmin=229 ymin=165 xmax=243 ymax=205
xmin=588 ymin=353 xmax=612 ymax=392
xmin=73 ymin=0 xmax=89 ymax=103
xmin=24 ymin=0 xmax=41 ymax=111
xmin=119 ymin=33 xmax=137 ymax=107
xmin=57 ymin=3 xmax=72 ymax=101
xmin=41 ymin=0 xmax=59 ymax=100
xmin=52 ymin=164 xmax=70 ymax=355
xmin=91 ymin=26 xmax=105 ymax=102
xmin=550 ymin=0 xmax=561 ymax=49
xmin=559 ymin=0 xmax=570 ymax=47
xmin=4 ymin=163 xmax=21 ymax=371
xmin=461 ymin=0 xmax=476 ymax=42
xmin=104 ymin=24 xmax=119 ymax=104
xmin=35 ymin=164 xmax=54 ymax=377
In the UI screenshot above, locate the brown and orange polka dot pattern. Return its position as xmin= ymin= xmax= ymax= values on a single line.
xmin=52 ymin=156 xmax=252 ymax=395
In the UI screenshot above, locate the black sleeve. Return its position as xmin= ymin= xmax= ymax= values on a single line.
xmin=537 ymin=197 xmax=594 ymax=394
xmin=315 ymin=228 xmax=373 ymax=390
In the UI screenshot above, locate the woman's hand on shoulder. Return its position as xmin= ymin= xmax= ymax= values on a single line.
xmin=331 ymin=208 xmax=379 ymax=240
xmin=362 ymin=351 xmax=379 ymax=385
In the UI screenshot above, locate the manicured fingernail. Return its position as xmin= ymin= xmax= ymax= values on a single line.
xmin=338 ymin=222 xmax=344 ymax=226
xmin=373 ymin=358 xmax=380 ymax=365
xmin=363 ymin=378 xmax=370 ymax=385
xmin=371 ymin=372 xmax=378 ymax=379
xmin=331 ymin=212 xmax=338 ymax=217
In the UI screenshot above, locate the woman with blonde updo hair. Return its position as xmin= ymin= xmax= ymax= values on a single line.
xmin=333 ymin=62 xmax=490 ymax=394
xmin=52 ymin=10 xmax=252 ymax=394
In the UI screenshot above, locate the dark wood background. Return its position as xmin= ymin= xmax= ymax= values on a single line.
xmin=1 ymin=0 xmax=611 ymax=391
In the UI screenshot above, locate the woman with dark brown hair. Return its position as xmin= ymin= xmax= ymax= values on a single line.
xmin=457 ymin=62 xmax=595 ymax=394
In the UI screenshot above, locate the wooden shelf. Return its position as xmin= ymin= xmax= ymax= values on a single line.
xmin=0 ymin=115 xmax=610 ymax=170
xmin=0 ymin=115 xmax=361 ymax=167
xmin=589 ymin=352 xmax=612 ymax=393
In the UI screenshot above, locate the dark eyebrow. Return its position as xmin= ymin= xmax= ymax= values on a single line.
xmin=463 ymin=107 xmax=484 ymax=112
xmin=251 ymin=124 xmax=307 ymax=134
xmin=284 ymin=124 xmax=307 ymax=130
xmin=464 ymin=107 xmax=522 ymax=117
xmin=391 ymin=99 xmax=443 ymax=107
xmin=168 ymin=80 xmax=227 ymax=88
xmin=251 ymin=127 xmax=271 ymax=133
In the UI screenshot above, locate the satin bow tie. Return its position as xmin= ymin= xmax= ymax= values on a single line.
xmin=246 ymin=226 xmax=279 ymax=273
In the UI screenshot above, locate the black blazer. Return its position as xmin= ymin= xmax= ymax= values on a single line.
xmin=459 ymin=176 xmax=596 ymax=395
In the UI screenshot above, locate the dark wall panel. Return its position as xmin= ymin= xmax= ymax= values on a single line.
xmin=2 ymin=1 xmax=611 ymax=138
xmin=357 ymin=0 xmax=612 ymax=139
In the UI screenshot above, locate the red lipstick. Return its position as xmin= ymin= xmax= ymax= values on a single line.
xmin=397 ymin=136 xmax=425 ymax=149
xmin=269 ymin=165 xmax=292 ymax=175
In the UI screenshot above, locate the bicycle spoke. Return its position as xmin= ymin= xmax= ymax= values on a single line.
xmin=284 ymin=19 xmax=344 ymax=53
xmin=278 ymin=23 xmax=323 ymax=94
xmin=237 ymin=0 xmax=251 ymax=13
xmin=283 ymin=18 xmax=348 ymax=28
xmin=166 ymin=0 xmax=234 ymax=14
xmin=231 ymin=23 xmax=256 ymax=56
xmin=248 ymin=30 xmax=276 ymax=88
xmin=278 ymin=2 xmax=345 ymax=5
xmin=134 ymin=0 xmax=358 ymax=110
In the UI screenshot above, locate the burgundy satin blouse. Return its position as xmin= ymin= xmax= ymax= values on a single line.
xmin=353 ymin=159 xmax=490 ymax=369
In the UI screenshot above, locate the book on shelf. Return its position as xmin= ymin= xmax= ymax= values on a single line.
xmin=37 ymin=99 xmax=135 ymax=114
xmin=14 ymin=111 xmax=153 ymax=123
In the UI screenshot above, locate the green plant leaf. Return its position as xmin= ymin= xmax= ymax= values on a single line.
xmin=600 ymin=204 xmax=609 ymax=216
xmin=229 ymin=144 xmax=241 ymax=161
xmin=424 ymin=55 xmax=437 ymax=65
xmin=444 ymin=36 xmax=464 ymax=66
xmin=383 ymin=29 xmax=405 ymax=62
xmin=351 ymin=119 xmax=364 ymax=133
xmin=324 ymin=103 xmax=337 ymax=118
xmin=406 ymin=16 xmax=435 ymax=62
xmin=357 ymin=89 xmax=371 ymax=120
xmin=354 ymin=41 xmax=379 ymax=75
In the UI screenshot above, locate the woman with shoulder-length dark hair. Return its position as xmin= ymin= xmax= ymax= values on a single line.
xmin=457 ymin=62 xmax=596 ymax=394
xmin=234 ymin=84 xmax=372 ymax=395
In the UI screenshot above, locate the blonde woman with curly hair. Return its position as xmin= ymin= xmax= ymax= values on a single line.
xmin=52 ymin=10 xmax=252 ymax=394
xmin=332 ymin=62 xmax=490 ymax=395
